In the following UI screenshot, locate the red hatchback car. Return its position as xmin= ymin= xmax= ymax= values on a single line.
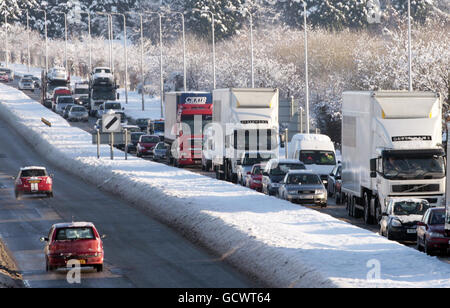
xmin=41 ymin=222 xmax=105 ymax=272
xmin=14 ymin=166 xmax=53 ymax=199
xmin=417 ymin=208 xmax=450 ymax=255
xmin=246 ymin=164 xmax=264 ymax=192
xmin=136 ymin=135 xmax=160 ymax=157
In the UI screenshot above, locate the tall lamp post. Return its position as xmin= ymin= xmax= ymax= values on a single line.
xmin=96 ymin=12 xmax=113 ymax=69
xmin=165 ymin=11 xmax=187 ymax=91
xmin=407 ymin=0 xmax=413 ymax=91
xmin=54 ymin=11 xmax=68 ymax=73
xmin=111 ymin=12 xmax=128 ymax=105
xmin=302 ymin=1 xmax=310 ymax=134
xmin=79 ymin=12 xmax=92 ymax=72
xmin=145 ymin=11 xmax=164 ymax=118
xmin=4 ymin=14 xmax=8 ymax=68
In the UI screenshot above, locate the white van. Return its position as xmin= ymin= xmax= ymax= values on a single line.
xmin=288 ymin=134 xmax=337 ymax=187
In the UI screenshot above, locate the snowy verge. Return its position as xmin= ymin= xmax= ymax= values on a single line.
xmin=1 ymin=83 xmax=450 ymax=288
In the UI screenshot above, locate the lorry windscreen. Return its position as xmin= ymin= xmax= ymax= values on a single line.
xmin=383 ymin=154 xmax=445 ymax=180
xmin=92 ymin=89 xmax=115 ymax=100
xmin=300 ymin=151 xmax=336 ymax=166
xmin=242 ymin=153 xmax=275 ymax=166
xmin=152 ymin=122 xmax=164 ymax=132
xmin=181 ymin=115 xmax=211 ymax=134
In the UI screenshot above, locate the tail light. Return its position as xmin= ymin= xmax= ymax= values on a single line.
xmin=16 ymin=178 xmax=22 ymax=185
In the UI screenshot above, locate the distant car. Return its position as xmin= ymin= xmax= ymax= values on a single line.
xmin=136 ymin=135 xmax=160 ymax=158
xmin=0 ymin=71 xmax=9 ymax=82
xmin=14 ymin=166 xmax=53 ymax=199
xmin=261 ymin=159 xmax=306 ymax=196
xmin=278 ymin=170 xmax=327 ymax=207
xmin=48 ymin=66 xmax=68 ymax=81
xmin=416 ymin=207 xmax=450 ymax=255
xmin=127 ymin=132 xmax=145 ymax=153
xmin=77 ymin=95 xmax=90 ymax=109
xmin=236 ymin=151 xmax=276 ymax=186
xmin=135 ymin=118 xmax=150 ymax=131
xmin=0 ymin=68 xmax=13 ymax=81
xmin=18 ymin=77 xmax=35 ymax=92
xmin=152 ymin=142 xmax=169 ymax=161
xmin=51 ymin=87 xmax=71 ymax=110
xmin=67 ymin=106 xmax=89 ymax=122
xmin=327 ymin=164 xmax=343 ymax=203
xmin=380 ymin=198 xmax=431 ymax=242
xmin=40 ymin=222 xmax=105 ymax=272
xmin=54 ymin=96 xmax=75 ymax=115
xmin=245 ymin=164 xmax=264 ymax=192
xmin=63 ymin=104 xmax=75 ymax=119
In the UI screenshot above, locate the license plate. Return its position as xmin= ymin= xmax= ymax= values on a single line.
xmin=29 ymin=180 xmax=41 ymax=184
xmin=407 ymin=229 xmax=417 ymax=234
xmin=301 ymin=195 xmax=315 ymax=199
xmin=79 ymin=260 xmax=86 ymax=265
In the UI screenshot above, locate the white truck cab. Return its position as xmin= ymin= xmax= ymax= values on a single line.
xmin=288 ymin=134 xmax=337 ymax=187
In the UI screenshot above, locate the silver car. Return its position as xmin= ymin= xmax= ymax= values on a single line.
xmin=278 ymin=170 xmax=327 ymax=207
xmin=18 ymin=77 xmax=35 ymax=92
xmin=67 ymin=106 xmax=89 ymax=122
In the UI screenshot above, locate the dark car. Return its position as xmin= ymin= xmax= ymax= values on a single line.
xmin=127 ymin=132 xmax=145 ymax=153
xmin=380 ymin=198 xmax=431 ymax=242
xmin=417 ymin=207 xmax=450 ymax=255
xmin=262 ymin=159 xmax=306 ymax=196
xmin=135 ymin=118 xmax=150 ymax=131
xmin=327 ymin=164 xmax=343 ymax=204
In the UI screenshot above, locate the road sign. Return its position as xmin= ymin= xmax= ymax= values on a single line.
xmin=102 ymin=114 xmax=122 ymax=133
xmin=92 ymin=132 xmax=131 ymax=145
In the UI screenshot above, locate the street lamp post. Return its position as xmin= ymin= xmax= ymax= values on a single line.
xmin=166 ymin=11 xmax=186 ymax=91
xmin=145 ymin=11 xmax=164 ymax=118
xmin=111 ymin=13 xmax=128 ymax=105
xmin=54 ymin=11 xmax=68 ymax=73
xmin=249 ymin=12 xmax=254 ymax=88
xmin=79 ymin=12 xmax=92 ymax=72
xmin=26 ymin=10 xmax=30 ymax=72
xmin=407 ymin=0 xmax=413 ymax=91
xmin=4 ymin=14 xmax=8 ymax=68
xmin=303 ymin=1 xmax=310 ymax=134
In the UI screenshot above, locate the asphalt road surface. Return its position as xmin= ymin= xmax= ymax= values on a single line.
xmin=0 ymin=90 xmax=259 ymax=287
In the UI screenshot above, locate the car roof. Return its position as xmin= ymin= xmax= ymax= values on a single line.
xmin=268 ymin=158 xmax=303 ymax=164
xmin=287 ymin=169 xmax=316 ymax=175
xmin=52 ymin=222 xmax=96 ymax=229
xmin=21 ymin=166 xmax=46 ymax=171
xmin=389 ymin=198 xmax=430 ymax=204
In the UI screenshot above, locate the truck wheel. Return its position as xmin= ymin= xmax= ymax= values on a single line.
xmin=363 ymin=193 xmax=373 ymax=225
xmin=374 ymin=198 xmax=382 ymax=224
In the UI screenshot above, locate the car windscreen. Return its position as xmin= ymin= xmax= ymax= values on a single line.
xmin=156 ymin=143 xmax=167 ymax=150
xmin=55 ymin=227 xmax=95 ymax=241
xmin=141 ymin=136 xmax=160 ymax=143
xmin=71 ymin=107 xmax=86 ymax=112
xmin=393 ymin=201 xmax=430 ymax=216
xmin=287 ymin=173 xmax=321 ymax=185
xmin=21 ymin=79 xmax=32 ymax=83
xmin=105 ymin=103 xmax=121 ymax=109
xmin=21 ymin=169 xmax=46 ymax=177
xmin=242 ymin=153 xmax=275 ymax=166
xmin=75 ymin=88 xmax=89 ymax=94
xmin=252 ymin=165 xmax=262 ymax=175
xmin=300 ymin=150 xmax=336 ymax=166
xmin=270 ymin=163 xmax=306 ymax=176
xmin=137 ymin=119 xmax=149 ymax=125
xmin=131 ymin=133 xmax=144 ymax=141
xmin=58 ymin=97 xmax=74 ymax=104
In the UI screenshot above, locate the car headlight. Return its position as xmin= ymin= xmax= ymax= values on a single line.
xmin=315 ymin=189 xmax=327 ymax=195
xmin=391 ymin=219 xmax=402 ymax=227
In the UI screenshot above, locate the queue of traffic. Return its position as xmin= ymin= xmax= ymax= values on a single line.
xmin=8 ymin=64 xmax=449 ymax=274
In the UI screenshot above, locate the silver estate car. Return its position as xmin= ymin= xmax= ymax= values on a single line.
xmin=278 ymin=170 xmax=327 ymax=207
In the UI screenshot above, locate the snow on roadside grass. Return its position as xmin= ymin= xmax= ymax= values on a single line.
xmin=1 ymin=83 xmax=450 ymax=288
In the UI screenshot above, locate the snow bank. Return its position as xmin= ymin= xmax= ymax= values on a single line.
xmin=1 ymin=83 xmax=450 ymax=288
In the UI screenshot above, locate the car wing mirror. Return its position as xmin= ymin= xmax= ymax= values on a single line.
xmin=101 ymin=234 xmax=107 ymax=239
xmin=40 ymin=237 xmax=48 ymax=242
xmin=50 ymin=174 xmax=54 ymax=178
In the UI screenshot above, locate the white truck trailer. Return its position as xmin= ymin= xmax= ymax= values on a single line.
xmin=342 ymin=91 xmax=445 ymax=225
xmin=211 ymin=88 xmax=279 ymax=182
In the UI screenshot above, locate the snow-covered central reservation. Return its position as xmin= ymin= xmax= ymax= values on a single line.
xmin=0 ymin=82 xmax=450 ymax=288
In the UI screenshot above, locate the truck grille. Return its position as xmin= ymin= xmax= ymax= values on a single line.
xmin=391 ymin=184 xmax=440 ymax=193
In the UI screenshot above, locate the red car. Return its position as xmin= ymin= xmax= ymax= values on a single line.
xmin=0 ymin=72 xmax=9 ymax=82
xmin=246 ymin=164 xmax=264 ymax=192
xmin=136 ymin=135 xmax=160 ymax=157
xmin=41 ymin=222 xmax=105 ymax=272
xmin=14 ymin=166 xmax=53 ymax=199
xmin=416 ymin=207 xmax=450 ymax=255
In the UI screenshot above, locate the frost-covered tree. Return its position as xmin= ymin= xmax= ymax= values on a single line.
xmin=0 ymin=0 xmax=37 ymax=19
